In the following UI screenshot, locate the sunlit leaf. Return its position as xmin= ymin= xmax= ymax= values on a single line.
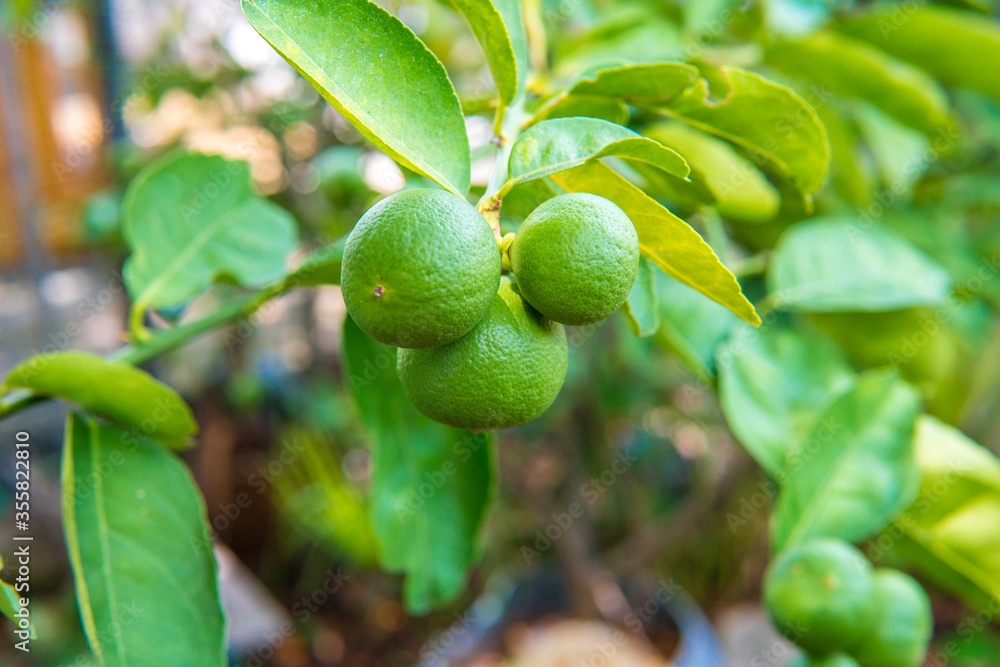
xmin=62 ymin=414 xmax=225 ymax=666
xmin=242 ymin=0 xmax=471 ymax=194
xmin=504 ymin=117 xmax=689 ymax=194
xmin=889 ymin=416 xmax=1000 ymax=610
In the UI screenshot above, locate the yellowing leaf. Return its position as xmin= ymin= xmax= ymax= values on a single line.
xmin=551 ymin=160 xmax=760 ymax=326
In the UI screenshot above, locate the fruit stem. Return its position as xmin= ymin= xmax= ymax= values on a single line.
xmin=478 ymin=97 xmax=528 ymax=242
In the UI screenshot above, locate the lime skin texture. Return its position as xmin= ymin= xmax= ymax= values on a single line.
xmin=510 ymin=192 xmax=639 ymax=326
xmin=852 ymin=569 xmax=932 ymax=667
xmin=397 ymin=277 xmax=568 ymax=431
xmin=764 ymin=539 xmax=876 ymax=656
xmin=340 ymin=188 xmax=501 ymax=349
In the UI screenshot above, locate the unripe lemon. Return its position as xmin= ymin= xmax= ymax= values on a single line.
xmin=341 ymin=189 xmax=501 ymax=348
xmin=510 ymin=193 xmax=639 ymax=326
xmin=764 ymin=539 xmax=875 ymax=656
xmin=851 ymin=570 xmax=932 ymax=667
xmin=397 ymin=277 xmax=568 ymax=430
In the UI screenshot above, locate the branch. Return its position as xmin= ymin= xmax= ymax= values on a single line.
xmin=0 ymin=285 xmax=282 ymax=422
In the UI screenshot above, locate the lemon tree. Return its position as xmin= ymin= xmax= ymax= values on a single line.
xmin=4 ymin=0 xmax=1000 ymax=663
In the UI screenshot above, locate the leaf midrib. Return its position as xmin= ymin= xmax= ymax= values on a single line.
xmin=783 ymin=389 xmax=902 ymax=548
xmin=89 ymin=418 xmax=129 ymax=666
xmin=136 ymin=201 xmax=254 ymax=309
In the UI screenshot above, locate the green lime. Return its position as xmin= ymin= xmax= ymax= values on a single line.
xmin=764 ymin=539 xmax=875 ymax=656
xmin=852 ymin=570 xmax=932 ymax=667
xmin=397 ymin=277 xmax=568 ymax=430
xmin=510 ymin=193 xmax=639 ymax=326
xmin=341 ymin=188 xmax=501 ymax=349
xmin=789 ymin=654 xmax=860 ymax=667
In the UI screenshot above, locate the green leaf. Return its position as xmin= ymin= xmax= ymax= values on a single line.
xmin=767 ymin=31 xmax=954 ymax=135
xmin=450 ymin=0 xmax=527 ymax=104
xmin=652 ymin=66 xmax=831 ymax=194
xmin=533 ymin=95 xmax=630 ymax=125
xmin=4 ymin=352 xmax=196 ymax=449
xmin=642 ymin=121 xmax=780 ymax=223
xmin=62 ymin=414 xmax=225 ymax=666
xmin=568 ymin=62 xmax=700 ymax=100
xmin=122 ymin=152 xmax=297 ymax=311
xmin=0 ymin=555 xmax=33 ymax=641
xmin=342 ymin=317 xmax=493 ymax=613
xmin=768 ymin=218 xmax=952 ymax=312
xmin=772 ymin=371 xmax=922 ymax=551
xmin=717 ymin=326 xmax=856 ymax=476
xmin=839 ymin=4 xmax=1000 ymax=103
xmin=852 ymin=103 xmax=931 ymax=194
xmin=654 ymin=269 xmax=739 ymax=381
xmin=890 ymin=416 xmax=1000 ymax=610
xmin=242 ymin=0 xmax=470 ymax=194
xmin=550 ymin=160 xmax=761 ymax=326
xmin=622 ymin=257 xmax=659 ymax=337
xmin=504 ymin=117 xmax=689 ymax=194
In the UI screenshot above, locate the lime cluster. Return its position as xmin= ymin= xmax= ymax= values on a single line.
xmin=341 ymin=189 xmax=639 ymax=430
xmin=764 ymin=539 xmax=933 ymax=667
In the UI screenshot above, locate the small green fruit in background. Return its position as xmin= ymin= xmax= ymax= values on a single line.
xmin=789 ymin=654 xmax=860 ymax=667
xmin=763 ymin=539 xmax=875 ymax=656
xmin=315 ymin=145 xmax=372 ymax=205
xmin=397 ymin=277 xmax=568 ymax=430
xmin=852 ymin=570 xmax=932 ymax=667
xmin=341 ymin=188 xmax=501 ymax=349
xmin=510 ymin=193 xmax=639 ymax=326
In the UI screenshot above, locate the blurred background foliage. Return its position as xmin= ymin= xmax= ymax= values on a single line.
xmin=1 ymin=0 xmax=1000 ymax=665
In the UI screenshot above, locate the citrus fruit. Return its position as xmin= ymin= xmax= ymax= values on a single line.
xmin=397 ymin=277 xmax=568 ymax=430
xmin=789 ymin=654 xmax=860 ymax=667
xmin=851 ymin=570 xmax=932 ymax=667
xmin=340 ymin=188 xmax=501 ymax=349
xmin=510 ymin=193 xmax=639 ymax=326
xmin=763 ymin=539 xmax=875 ymax=656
